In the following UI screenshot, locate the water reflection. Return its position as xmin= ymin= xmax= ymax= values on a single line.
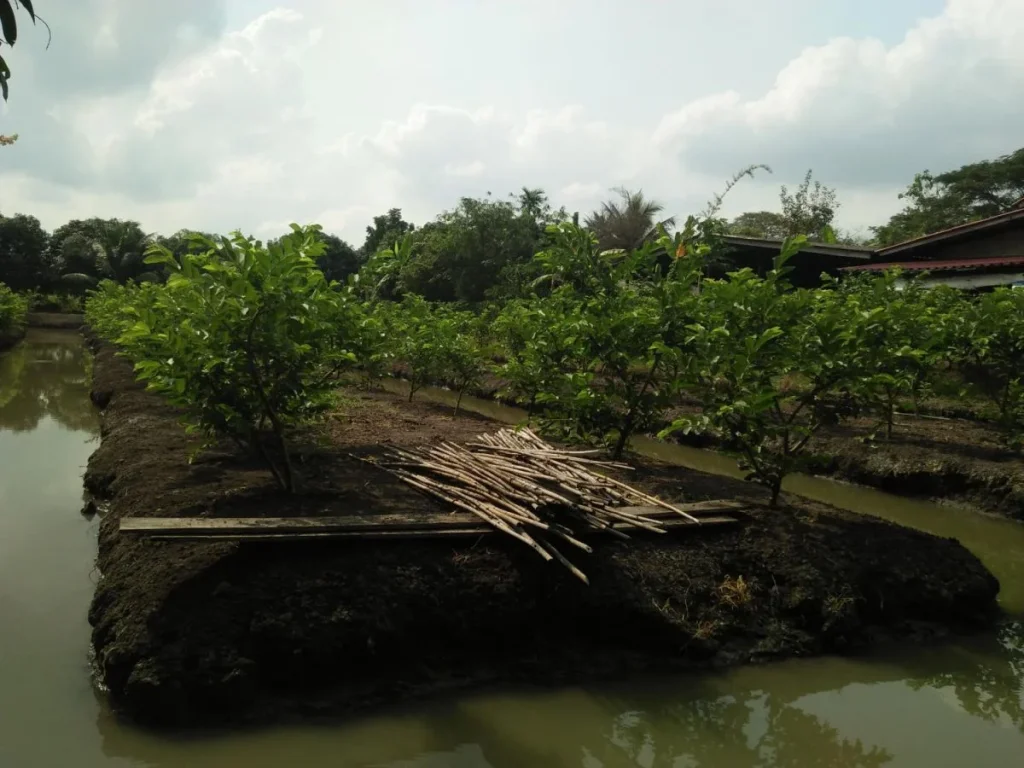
xmin=0 ymin=330 xmax=96 ymax=433
xmin=89 ymin=625 xmax=1024 ymax=767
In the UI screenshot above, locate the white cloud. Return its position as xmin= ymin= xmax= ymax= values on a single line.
xmin=655 ymin=0 xmax=1024 ymax=198
xmin=1 ymin=0 xmax=1022 ymax=244
xmin=444 ymin=161 xmax=486 ymax=178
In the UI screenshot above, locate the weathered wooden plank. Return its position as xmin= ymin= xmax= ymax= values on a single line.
xmin=121 ymin=513 xmax=456 ymax=535
xmin=128 ymin=512 xmax=740 ymax=542
xmin=120 ymin=499 xmax=745 ymax=538
xmin=147 ymin=516 xmax=739 ymax=542
xmin=618 ymin=500 xmax=746 ymax=517
xmin=150 ymin=528 xmax=496 ymax=542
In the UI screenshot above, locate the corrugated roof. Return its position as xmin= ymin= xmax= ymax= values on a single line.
xmin=842 ymin=255 xmax=1024 ymax=273
xmin=876 ymin=207 xmax=1024 ymax=257
xmin=721 ymin=235 xmax=873 ymax=259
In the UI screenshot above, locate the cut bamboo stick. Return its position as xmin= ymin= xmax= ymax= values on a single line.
xmin=359 ymin=426 xmax=722 ymax=582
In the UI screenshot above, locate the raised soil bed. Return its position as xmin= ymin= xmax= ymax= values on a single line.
xmin=84 ymin=338 xmax=1002 ymax=727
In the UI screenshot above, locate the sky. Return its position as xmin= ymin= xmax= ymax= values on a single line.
xmin=0 ymin=0 xmax=1022 ymax=245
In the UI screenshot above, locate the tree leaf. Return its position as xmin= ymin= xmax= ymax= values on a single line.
xmin=0 ymin=2 xmax=17 ymax=46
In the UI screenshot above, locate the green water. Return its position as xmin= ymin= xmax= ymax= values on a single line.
xmin=1 ymin=337 xmax=1022 ymax=767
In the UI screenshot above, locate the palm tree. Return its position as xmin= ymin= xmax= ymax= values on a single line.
xmin=585 ymin=187 xmax=675 ymax=252
xmin=92 ymin=220 xmax=157 ymax=283
xmin=58 ymin=219 xmax=158 ymax=288
xmin=517 ymin=187 xmax=548 ymax=219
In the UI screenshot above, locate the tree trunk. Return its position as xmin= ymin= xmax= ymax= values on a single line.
xmin=885 ymin=389 xmax=895 ymax=440
xmin=612 ymin=414 xmax=634 ymax=460
xmin=274 ymin=428 xmax=296 ymax=493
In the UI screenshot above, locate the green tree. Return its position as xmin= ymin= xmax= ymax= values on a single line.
xmin=0 ymin=212 xmax=51 ymax=289
xmin=662 ymin=237 xmax=874 ymax=506
xmin=836 ymin=271 xmax=953 ymax=438
xmin=779 ymin=169 xmax=839 ymax=240
xmin=49 ymin=218 xmax=111 ymax=284
xmin=111 ymin=225 xmax=352 ymax=492
xmin=727 ymin=170 xmax=840 ymax=242
xmin=360 ymin=232 xmax=418 ymax=299
xmin=49 ymin=218 xmax=158 ymax=286
xmin=91 ymin=219 xmax=157 ymax=283
xmin=493 ymin=297 xmax=581 ymax=421
xmin=314 ymin=232 xmax=361 ymax=283
xmin=872 ymin=148 xmax=1024 ymax=245
xmin=726 ymin=210 xmax=789 ymax=239
xmin=959 ymin=288 xmax=1024 ymax=447
xmin=585 ymin=187 xmax=675 ymax=252
xmin=517 ymin=186 xmax=548 ymax=220
xmin=154 ymin=229 xmax=217 ymax=262
xmin=411 ymin=194 xmax=541 ymax=302
xmin=0 ymin=280 xmax=28 ymax=338
xmin=360 ymin=208 xmax=415 ymax=258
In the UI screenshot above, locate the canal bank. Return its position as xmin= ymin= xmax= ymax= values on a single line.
xmin=82 ymin=337 xmax=1003 ymax=728
xmin=3 ymin=329 xmax=1024 ymax=765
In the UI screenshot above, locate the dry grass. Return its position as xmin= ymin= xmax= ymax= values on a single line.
xmin=823 ymin=593 xmax=856 ymax=619
xmin=693 ymin=619 xmax=721 ymax=640
xmin=717 ymin=575 xmax=753 ymax=608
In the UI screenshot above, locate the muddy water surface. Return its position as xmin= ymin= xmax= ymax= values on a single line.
xmin=0 ymin=343 xmax=1022 ymax=767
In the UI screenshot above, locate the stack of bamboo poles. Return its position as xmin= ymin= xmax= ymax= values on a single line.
xmin=365 ymin=427 xmax=699 ymax=583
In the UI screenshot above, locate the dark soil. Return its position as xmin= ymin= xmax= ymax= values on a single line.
xmin=85 ymin=338 xmax=1001 ymax=728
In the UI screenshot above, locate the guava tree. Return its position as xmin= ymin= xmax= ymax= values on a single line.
xmin=116 ymin=225 xmax=351 ymax=492
xmin=960 ymin=287 xmax=1024 ymax=447
xmin=661 ymin=237 xmax=875 ymax=506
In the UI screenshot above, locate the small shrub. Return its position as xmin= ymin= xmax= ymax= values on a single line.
xmin=0 ymin=282 xmax=29 ymax=337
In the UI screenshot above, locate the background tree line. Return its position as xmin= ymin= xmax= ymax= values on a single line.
xmin=2 ymin=145 xmax=1022 ymax=300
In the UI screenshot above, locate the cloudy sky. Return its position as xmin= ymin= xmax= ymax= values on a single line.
xmin=1 ymin=0 xmax=1022 ymax=244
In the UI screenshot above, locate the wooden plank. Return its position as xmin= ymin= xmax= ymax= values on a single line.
xmin=131 ymin=514 xmax=740 ymax=543
xmin=147 ymin=516 xmax=739 ymax=542
xmin=150 ymin=527 xmax=496 ymax=542
xmin=120 ymin=499 xmax=745 ymax=538
xmin=121 ymin=513 xmax=465 ymax=536
xmin=618 ymin=500 xmax=746 ymax=518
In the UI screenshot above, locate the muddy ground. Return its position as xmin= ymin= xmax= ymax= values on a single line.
xmin=85 ymin=339 xmax=1001 ymax=728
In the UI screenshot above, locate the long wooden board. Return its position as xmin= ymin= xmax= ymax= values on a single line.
xmin=120 ymin=500 xmax=744 ymax=541
xmin=139 ymin=516 xmax=739 ymax=542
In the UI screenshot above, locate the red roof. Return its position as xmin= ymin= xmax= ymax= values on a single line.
xmin=843 ymin=255 xmax=1024 ymax=273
